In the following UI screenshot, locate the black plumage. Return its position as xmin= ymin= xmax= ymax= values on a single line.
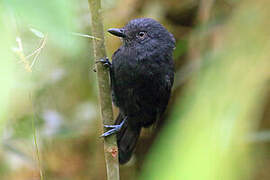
xmin=102 ymin=18 xmax=175 ymax=164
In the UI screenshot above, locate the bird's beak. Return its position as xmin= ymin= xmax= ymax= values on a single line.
xmin=107 ymin=28 xmax=126 ymax=38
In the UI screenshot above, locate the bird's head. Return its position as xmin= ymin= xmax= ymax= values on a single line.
xmin=108 ymin=18 xmax=175 ymax=56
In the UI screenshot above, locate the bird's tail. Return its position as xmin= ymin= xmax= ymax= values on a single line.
xmin=115 ymin=113 xmax=141 ymax=164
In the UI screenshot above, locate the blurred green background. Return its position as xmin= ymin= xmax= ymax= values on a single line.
xmin=0 ymin=0 xmax=269 ymax=179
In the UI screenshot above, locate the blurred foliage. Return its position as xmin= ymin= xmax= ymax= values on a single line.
xmin=0 ymin=0 xmax=269 ymax=180
xmin=142 ymin=1 xmax=270 ymax=179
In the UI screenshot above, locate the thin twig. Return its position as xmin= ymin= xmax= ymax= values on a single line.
xmin=30 ymin=34 xmax=47 ymax=68
xmin=70 ymin=32 xmax=101 ymax=40
xmin=13 ymin=32 xmax=45 ymax=179
xmin=13 ymin=34 xmax=47 ymax=72
xmin=30 ymin=93 xmax=44 ymax=180
xmin=14 ymin=37 xmax=32 ymax=72
xmin=26 ymin=34 xmax=47 ymax=59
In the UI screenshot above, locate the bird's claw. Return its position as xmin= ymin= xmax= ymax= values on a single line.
xmin=96 ymin=57 xmax=111 ymax=68
xmin=100 ymin=117 xmax=126 ymax=137
xmin=100 ymin=124 xmax=122 ymax=137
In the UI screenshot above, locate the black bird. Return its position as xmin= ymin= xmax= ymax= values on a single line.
xmin=99 ymin=18 xmax=175 ymax=164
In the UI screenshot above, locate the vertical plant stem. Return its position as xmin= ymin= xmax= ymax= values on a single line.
xmin=30 ymin=93 xmax=44 ymax=180
xmin=88 ymin=0 xmax=120 ymax=179
xmin=16 ymin=36 xmax=45 ymax=179
xmin=32 ymin=112 xmax=43 ymax=180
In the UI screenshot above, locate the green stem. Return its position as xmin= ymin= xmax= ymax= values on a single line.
xmin=30 ymin=94 xmax=44 ymax=180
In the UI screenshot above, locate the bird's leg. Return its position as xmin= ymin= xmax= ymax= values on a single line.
xmin=101 ymin=116 xmax=127 ymax=137
xmin=95 ymin=57 xmax=114 ymax=87
xmin=96 ymin=57 xmax=112 ymax=69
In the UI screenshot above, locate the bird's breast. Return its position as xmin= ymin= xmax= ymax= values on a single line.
xmin=113 ymin=58 xmax=157 ymax=85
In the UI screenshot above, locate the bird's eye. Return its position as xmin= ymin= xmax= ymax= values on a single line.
xmin=137 ymin=31 xmax=146 ymax=39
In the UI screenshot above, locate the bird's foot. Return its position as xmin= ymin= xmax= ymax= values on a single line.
xmin=101 ymin=117 xmax=126 ymax=137
xmin=96 ymin=57 xmax=111 ymax=69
